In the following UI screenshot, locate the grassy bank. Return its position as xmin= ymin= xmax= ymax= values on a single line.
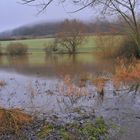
xmin=0 ymin=108 xmax=109 ymax=140
xmin=0 ymin=36 xmax=97 ymax=54
xmin=1 ymin=35 xmax=133 ymax=58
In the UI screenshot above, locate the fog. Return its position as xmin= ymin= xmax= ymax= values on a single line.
xmin=0 ymin=0 xmax=94 ymax=32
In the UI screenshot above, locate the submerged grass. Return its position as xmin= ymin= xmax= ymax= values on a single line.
xmin=59 ymin=117 xmax=109 ymax=140
xmin=0 ymin=80 xmax=6 ymax=87
xmin=36 ymin=117 xmax=109 ymax=140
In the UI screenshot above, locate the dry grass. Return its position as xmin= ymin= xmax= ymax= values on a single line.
xmin=0 ymin=108 xmax=33 ymax=133
xmin=59 ymin=75 xmax=88 ymax=97
xmin=113 ymin=57 xmax=140 ymax=88
xmin=59 ymin=59 xmax=140 ymax=96
xmin=91 ymin=57 xmax=140 ymax=91
xmin=93 ymin=77 xmax=109 ymax=93
xmin=0 ymin=80 xmax=6 ymax=87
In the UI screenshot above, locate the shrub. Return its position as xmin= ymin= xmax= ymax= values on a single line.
xmin=6 ymin=43 xmax=28 ymax=55
xmin=44 ymin=41 xmax=58 ymax=54
xmin=95 ymin=35 xmax=140 ymax=59
xmin=115 ymin=37 xmax=139 ymax=58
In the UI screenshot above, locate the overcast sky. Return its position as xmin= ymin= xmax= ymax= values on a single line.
xmin=0 ymin=0 xmax=95 ymax=32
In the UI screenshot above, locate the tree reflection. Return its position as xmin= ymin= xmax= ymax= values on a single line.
xmin=7 ymin=55 xmax=29 ymax=67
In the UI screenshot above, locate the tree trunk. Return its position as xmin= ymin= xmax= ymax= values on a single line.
xmin=72 ymin=45 xmax=76 ymax=54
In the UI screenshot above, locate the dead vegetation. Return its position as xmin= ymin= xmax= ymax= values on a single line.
xmin=90 ymin=56 xmax=140 ymax=91
xmin=0 ymin=108 xmax=33 ymax=133
xmin=0 ymin=80 xmax=6 ymax=87
xmin=113 ymin=57 xmax=140 ymax=88
xmin=93 ymin=77 xmax=109 ymax=93
xmin=59 ymin=75 xmax=88 ymax=97
xmin=58 ymin=58 xmax=140 ymax=97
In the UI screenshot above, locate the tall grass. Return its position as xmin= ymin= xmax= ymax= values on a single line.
xmin=95 ymin=34 xmax=140 ymax=59
xmin=113 ymin=57 xmax=140 ymax=87
xmin=95 ymin=35 xmax=124 ymax=58
xmin=59 ymin=75 xmax=88 ymax=97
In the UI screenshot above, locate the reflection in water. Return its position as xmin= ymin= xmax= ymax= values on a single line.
xmin=0 ymin=71 xmax=139 ymax=140
xmin=0 ymin=53 xmax=115 ymax=78
xmin=0 ymin=56 xmax=2 ymax=62
xmin=45 ymin=54 xmax=77 ymax=66
xmin=45 ymin=54 xmax=59 ymax=65
xmin=44 ymin=54 xmax=115 ymax=77
xmin=7 ymin=55 xmax=29 ymax=66
xmin=0 ymin=54 xmax=139 ymax=140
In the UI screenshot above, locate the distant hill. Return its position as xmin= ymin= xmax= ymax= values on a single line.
xmin=0 ymin=22 xmax=61 ymax=40
xmin=0 ymin=20 xmax=124 ymax=40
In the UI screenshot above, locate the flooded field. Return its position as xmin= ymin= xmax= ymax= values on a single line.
xmin=0 ymin=53 xmax=139 ymax=140
xmin=0 ymin=53 xmax=115 ymax=77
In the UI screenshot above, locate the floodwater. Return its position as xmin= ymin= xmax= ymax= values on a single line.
xmin=0 ymin=53 xmax=115 ymax=77
xmin=0 ymin=53 xmax=140 ymax=140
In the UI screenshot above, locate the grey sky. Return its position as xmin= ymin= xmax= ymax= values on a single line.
xmin=0 ymin=0 xmax=95 ymax=32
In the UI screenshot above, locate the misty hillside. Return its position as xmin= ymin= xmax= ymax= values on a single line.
xmin=0 ymin=20 xmax=124 ymax=40
xmin=0 ymin=22 xmax=61 ymax=40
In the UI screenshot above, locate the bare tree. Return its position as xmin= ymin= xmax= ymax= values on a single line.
xmin=94 ymin=0 xmax=140 ymax=56
xmin=56 ymin=19 xmax=86 ymax=54
xmin=21 ymin=0 xmax=140 ymax=56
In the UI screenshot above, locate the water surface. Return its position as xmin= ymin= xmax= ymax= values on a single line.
xmin=0 ymin=53 xmax=115 ymax=77
xmin=0 ymin=53 xmax=139 ymax=140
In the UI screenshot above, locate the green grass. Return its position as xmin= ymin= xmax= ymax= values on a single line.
xmin=0 ymin=36 xmax=97 ymax=53
xmin=0 ymin=35 xmax=123 ymax=55
xmin=35 ymin=117 xmax=109 ymax=140
xmin=1 ymin=38 xmax=52 ymax=48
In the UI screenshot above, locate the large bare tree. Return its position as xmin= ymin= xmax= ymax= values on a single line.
xmin=21 ymin=0 xmax=140 ymax=56
xmin=56 ymin=19 xmax=86 ymax=54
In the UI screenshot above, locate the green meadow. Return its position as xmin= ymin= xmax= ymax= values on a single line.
xmin=0 ymin=36 xmax=97 ymax=53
